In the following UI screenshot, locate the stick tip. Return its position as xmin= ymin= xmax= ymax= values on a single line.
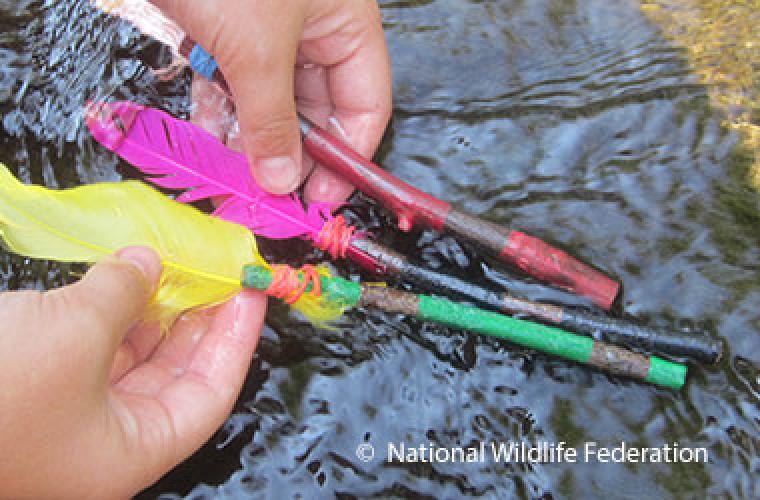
xmin=241 ymin=264 xmax=271 ymax=291
xmin=646 ymin=356 xmax=687 ymax=389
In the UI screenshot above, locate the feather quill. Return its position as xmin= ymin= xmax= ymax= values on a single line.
xmin=0 ymin=163 xmax=344 ymax=328
xmin=86 ymin=101 xmax=333 ymax=240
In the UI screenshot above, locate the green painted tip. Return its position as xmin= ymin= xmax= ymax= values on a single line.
xmin=241 ymin=265 xmax=272 ymax=290
xmin=646 ymin=356 xmax=687 ymax=389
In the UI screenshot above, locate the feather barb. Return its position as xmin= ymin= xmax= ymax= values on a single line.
xmin=0 ymin=164 xmax=344 ymax=328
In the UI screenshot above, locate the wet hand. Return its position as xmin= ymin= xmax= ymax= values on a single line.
xmin=0 ymin=247 xmax=266 ymax=498
xmin=153 ymin=0 xmax=392 ymax=204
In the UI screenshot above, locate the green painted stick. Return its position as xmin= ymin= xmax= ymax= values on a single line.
xmin=242 ymin=265 xmax=686 ymax=389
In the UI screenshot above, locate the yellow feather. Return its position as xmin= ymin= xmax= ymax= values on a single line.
xmin=0 ymin=164 xmax=343 ymax=328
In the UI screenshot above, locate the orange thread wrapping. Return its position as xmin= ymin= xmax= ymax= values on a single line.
xmin=314 ymin=215 xmax=356 ymax=259
xmin=266 ymin=264 xmax=323 ymax=305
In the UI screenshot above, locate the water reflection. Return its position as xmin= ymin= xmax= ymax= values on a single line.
xmin=0 ymin=0 xmax=758 ymax=498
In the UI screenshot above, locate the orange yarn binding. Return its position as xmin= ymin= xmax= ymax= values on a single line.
xmin=314 ymin=215 xmax=356 ymax=259
xmin=266 ymin=264 xmax=323 ymax=305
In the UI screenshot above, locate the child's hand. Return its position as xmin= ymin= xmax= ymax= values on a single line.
xmin=0 ymin=247 xmax=266 ymax=498
xmin=153 ymin=0 xmax=392 ymax=204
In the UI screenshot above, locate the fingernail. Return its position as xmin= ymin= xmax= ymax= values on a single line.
xmin=231 ymin=290 xmax=265 ymax=340
xmin=311 ymin=177 xmax=333 ymax=200
xmin=305 ymin=175 xmax=354 ymax=205
xmin=254 ymin=156 xmax=300 ymax=194
xmin=116 ymin=246 xmax=163 ymax=288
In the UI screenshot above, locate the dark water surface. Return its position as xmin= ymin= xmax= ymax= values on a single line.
xmin=1 ymin=0 xmax=759 ymax=498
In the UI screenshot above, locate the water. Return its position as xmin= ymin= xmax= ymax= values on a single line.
xmin=1 ymin=0 xmax=759 ymax=498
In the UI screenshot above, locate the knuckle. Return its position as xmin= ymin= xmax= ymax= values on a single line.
xmin=245 ymin=113 xmax=298 ymax=153
xmin=55 ymin=261 xmax=148 ymax=331
xmin=219 ymin=35 xmax=285 ymax=82
xmin=0 ymin=289 xmax=45 ymax=319
xmin=108 ymin=260 xmax=149 ymax=298
xmin=46 ymin=286 xmax=111 ymax=332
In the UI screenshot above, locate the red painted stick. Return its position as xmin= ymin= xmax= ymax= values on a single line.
xmin=179 ymin=38 xmax=620 ymax=309
xmin=299 ymin=118 xmax=620 ymax=309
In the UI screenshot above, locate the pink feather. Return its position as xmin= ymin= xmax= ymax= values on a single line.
xmin=85 ymin=101 xmax=331 ymax=240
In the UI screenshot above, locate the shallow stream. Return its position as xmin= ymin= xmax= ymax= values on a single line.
xmin=1 ymin=0 xmax=758 ymax=497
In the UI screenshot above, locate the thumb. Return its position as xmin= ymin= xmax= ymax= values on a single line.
xmin=224 ymin=24 xmax=304 ymax=194
xmin=152 ymin=0 xmax=305 ymax=194
xmin=65 ymin=247 xmax=163 ymax=358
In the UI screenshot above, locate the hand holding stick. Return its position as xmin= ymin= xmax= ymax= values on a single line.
xmin=176 ymin=40 xmax=621 ymax=310
xmin=94 ymin=1 xmax=620 ymax=308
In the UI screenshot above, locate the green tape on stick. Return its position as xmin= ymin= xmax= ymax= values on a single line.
xmin=418 ymin=295 xmax=594 ymax=363
xmin=241 ymin=265 xmax=362 ymax=307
